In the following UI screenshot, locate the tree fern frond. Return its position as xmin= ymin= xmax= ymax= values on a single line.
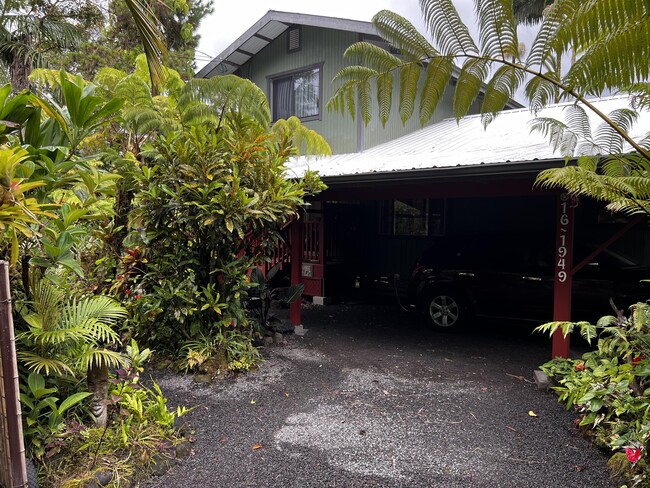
xmin=563 ymin=104 xmax=592 ymax=142
xmin=476 ymin=0 xmax=519 ymax=59
xmin=372 ymin=10 xmax=437 ymax=59
xmin=359 ymin=79 xmax=372 ymax=126
xmin=564 ymin=19 xmax=650 ymax=96
xmin=180 ymin=76 xmax=271 ymax=127
xmin=28 ymin=69 xmax=66 ymax=89
xmin=555 ymin=0 xmax=648 ymax=53
xmin=419 ymin=56 xmax=454 ymax=125
xmin=525 ymin=74 xmax=560 ymax=113
xmin=419 ymin=0 xmax=478 ymax=55
xmin=526 ymin=0 xmax=576 ymax=71
xmin=271 ymin=117 xmax=332 ymax=155
xmin=93 ymin=68 xmax=128 ymax=93
xmin=593 ymin=108 xmax=638 ymax=154
xmin=399 ymin=63 xmax=420 ymax=124
xmin=115 ymin=75 xmax=153 ymax=109
xmin=529 ymin=117 xmax=577 ymax=156
xmin=480 ymin=64 xmax=525 ymax=127
xmin=343 ymin=42 xmax=402 ymax=72
xmin=377 ymin=72 xmax=393 ymax=127
xmin=331 ymin=65 xmax=378 ymax=85
xmin=454 ymin=57 xmax=490 ymax=120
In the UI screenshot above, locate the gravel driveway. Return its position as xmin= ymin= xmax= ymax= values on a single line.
xmin=147 ymin=301 xmax=614 ymax=487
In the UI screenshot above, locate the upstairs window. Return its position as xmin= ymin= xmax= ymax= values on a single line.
xmin=269 ymin=65 xmax=321 ymax=121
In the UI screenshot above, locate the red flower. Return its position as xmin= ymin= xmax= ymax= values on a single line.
xmin=626 ymin=447 xmax=642 ymax=463
xmin=575 ymin=362 xmax=585 ymax=371
xmin=136 ymin=295 xmax=142 ymax=300
xmin=124 ymin=289 xmax=131 ymax=295
xmin=633 ymin=356 xmax=644 ymax=365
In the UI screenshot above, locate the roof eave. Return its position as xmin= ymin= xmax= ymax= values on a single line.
xmin=316 ymin=158 xmax=565 ymax=186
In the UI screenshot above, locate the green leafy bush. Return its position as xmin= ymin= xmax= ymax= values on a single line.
xmin=537 ymin=302 xmax=650 ymax=485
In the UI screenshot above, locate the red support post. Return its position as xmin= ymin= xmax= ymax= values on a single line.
xmin=290 ymin=215 xmax=303 ymax=326
xmin=552 ymin=193 xmax=576 ymax=358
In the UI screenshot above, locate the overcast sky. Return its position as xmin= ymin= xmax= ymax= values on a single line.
xmin=195 ymin=0 xmax=539 ymax=102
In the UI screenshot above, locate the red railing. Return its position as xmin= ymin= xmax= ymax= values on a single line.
xmin=303 ymin=221 xmax=320 ymax=263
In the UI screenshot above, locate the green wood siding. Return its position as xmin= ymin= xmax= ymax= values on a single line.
xmin=245 ymin=26 xmax=360 ymax=154
xmin=241 ymin=25 xmax=462 ymax=155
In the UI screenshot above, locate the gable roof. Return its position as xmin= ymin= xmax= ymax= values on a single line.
xmin=196 ymin=10 xmax=377 ymax=78
xmin=287 ymin=97 xmax=650 ymax=184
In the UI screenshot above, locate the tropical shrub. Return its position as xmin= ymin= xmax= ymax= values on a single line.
xmin=536 ymin=302 xmax=650 ymax=485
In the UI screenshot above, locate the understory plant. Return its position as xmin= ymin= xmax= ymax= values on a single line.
xmin=536 ymin=301 xmax=650 ymax=486
xmin=39 ymin=340 xmax=189 ymax=487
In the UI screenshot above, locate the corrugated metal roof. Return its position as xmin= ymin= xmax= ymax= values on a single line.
xmin=287 ymin=97 xmax=650 ymax=179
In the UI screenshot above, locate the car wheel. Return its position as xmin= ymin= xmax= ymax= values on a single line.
xmin=425 ymin=291 xmax=467 ymax=329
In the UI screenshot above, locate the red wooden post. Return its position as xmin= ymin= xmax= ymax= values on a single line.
xmin=290 ymin=216 xmax=303 ymax=326
xmin=552 ymin=193 xmax=575 ymax=358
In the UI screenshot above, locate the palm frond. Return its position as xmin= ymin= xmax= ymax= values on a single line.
xmin=123 ymin=0 xmax=168 ymax=95
xmin=17 ymin=352 xmax=72 ymax=376
xmin=75 ymin=348 xmax=125 ymax=372
xmin=476 ymin=0 xmax=519 ymax=59
xmin=419 ymin=0 xmax=478 ymax=55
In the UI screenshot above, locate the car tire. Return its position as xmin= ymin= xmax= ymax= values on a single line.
xmin=424 ymin=290 xmax=469 ymax=329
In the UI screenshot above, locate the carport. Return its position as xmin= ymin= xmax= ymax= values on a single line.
xmin=286 ymin=97 xmax=650 ymax=358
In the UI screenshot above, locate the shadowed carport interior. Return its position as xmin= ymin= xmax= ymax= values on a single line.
xmin=286 ymin=97 xmax=650 ymax=358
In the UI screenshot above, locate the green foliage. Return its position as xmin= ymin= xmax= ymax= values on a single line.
xmin=248 ymin=263 xmax=305 ymax=332
xmin=20 ymin=372 xmax=92 ymax=459
xmin=39 ymin=358 xmax=188 ymax=486
xmin=329 ymin=0 xmax=649 ymax=141
xmin=330 ymin=0 xmax=650 ymax=216
xmin=126 ymin=105 xmax=323 ymax=352
xmin=537 ymin=302 xmax=650 ymax=485
xmin=17 ymin=278 xmax=127 ymax=377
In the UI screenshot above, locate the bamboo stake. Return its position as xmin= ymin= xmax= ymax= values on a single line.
xmin=0 ymin=261 xmax=27 ymax=488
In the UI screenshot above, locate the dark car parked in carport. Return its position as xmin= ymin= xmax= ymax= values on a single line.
xmin=407 ymin=235 xmax=649 ymax=329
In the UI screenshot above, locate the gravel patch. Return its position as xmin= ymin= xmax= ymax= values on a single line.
xmin=146 ymin=302 xmax=615 ymax=488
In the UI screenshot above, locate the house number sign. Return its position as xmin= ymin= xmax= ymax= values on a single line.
xmin=555 ymin=193 xmax=574 ymax=283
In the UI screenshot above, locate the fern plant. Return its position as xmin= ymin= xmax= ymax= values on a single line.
xmin=533 ymin=104 xmax=650 ymax=216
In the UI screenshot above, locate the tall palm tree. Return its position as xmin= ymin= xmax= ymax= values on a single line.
xmin=0 ymin=0 xmax=83 ymax=90
xmin=0 ymin=0 xmax=167 ymax=93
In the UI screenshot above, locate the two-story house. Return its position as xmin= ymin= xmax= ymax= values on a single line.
xmin=198 ymin=11 xmax=649 ymax=358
